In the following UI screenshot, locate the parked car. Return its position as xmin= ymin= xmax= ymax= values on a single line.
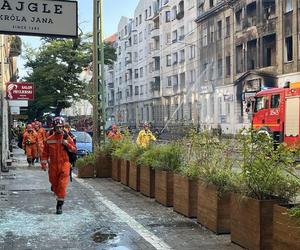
xmin=72 ymin=131 xmax=93 ymax=157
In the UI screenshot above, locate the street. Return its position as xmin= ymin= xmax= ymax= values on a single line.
xmin=0 ymin=148 xmax=241 ymax=250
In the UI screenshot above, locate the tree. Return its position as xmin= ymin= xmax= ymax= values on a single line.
xmin=23 ymin=32 xmax=116 ymax=120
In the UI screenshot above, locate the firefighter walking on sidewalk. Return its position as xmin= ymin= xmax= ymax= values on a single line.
xmin=41 ymin=117 xmax=77 ymax=214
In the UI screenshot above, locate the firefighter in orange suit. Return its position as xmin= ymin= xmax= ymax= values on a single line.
xmin=41 ymin=117 xmax=77 ymax=214
xmin=107 ymin=124 xmax=122 ymax=141
xmin=35 ymin=121 xmax=47 ymax=162
xmin=22 ymin=124 xmax=38 ymax=167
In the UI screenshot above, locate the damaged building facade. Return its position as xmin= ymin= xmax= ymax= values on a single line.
xmin=104 ymin=0 xmax=300 ymax=134
xmin=196 ymin=0 xmax=300 ymax=134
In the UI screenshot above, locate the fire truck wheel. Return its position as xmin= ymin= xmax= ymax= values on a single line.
xmin=257 ymin=128 xmax=272 ymax=140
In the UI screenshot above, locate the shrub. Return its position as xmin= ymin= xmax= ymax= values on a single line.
xmin=127 ymin=144 xmax=145 ymax=162
xmin=236 ymin=128 xmax=300 ymax=201
xmin=179 ymin=130 xmax=238 ymax=194
xmin=76 ymin=153 xmax=96 ymax=168
xmin=138 ymin=143 xmax=183 ymax=171
xmin=112 ymin=139 xmax=135 ymax=160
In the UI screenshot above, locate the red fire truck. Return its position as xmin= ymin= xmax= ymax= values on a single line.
xmin=251 ymin=82 xmax=300 ymax=146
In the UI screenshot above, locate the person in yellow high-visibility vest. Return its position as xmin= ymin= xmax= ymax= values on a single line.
xmin=136 ymin=122 xmax=156 ymax=148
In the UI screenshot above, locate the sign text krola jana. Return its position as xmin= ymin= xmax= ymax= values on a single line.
xmin=0 ymin=0 xmax=77 ymax=38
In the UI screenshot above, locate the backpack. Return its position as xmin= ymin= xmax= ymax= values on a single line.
xmin=63 ymin=131 xmax=77 ymax=164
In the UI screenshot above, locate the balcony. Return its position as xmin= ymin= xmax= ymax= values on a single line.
xmin=151 ymin=27 xmax=160 ymax=38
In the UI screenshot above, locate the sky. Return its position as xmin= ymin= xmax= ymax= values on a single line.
xmin=18 ymin=0 xmax=139 ymax=78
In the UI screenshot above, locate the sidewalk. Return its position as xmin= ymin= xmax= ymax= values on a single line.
xmin=0 ymin=148 xmax=241 ymax=250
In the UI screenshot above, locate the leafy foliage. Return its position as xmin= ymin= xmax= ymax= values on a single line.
xmin=179 ymin=130 xmax=237 ymax=194
xmin=237 ymin=129 xmax=300 ymax=201
xmin=138 ymin=143 xmax=183 ymax=171
xmin=76 ymin=153 xmax=96 ymax=169
xmin=23 ymin=33 xmax=116 ymax=119
xmin=289 ymin=205 xmax=300 ymax=227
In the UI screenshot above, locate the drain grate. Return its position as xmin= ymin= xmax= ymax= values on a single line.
xmin=91 ymin=231 xmax=117 ymax=243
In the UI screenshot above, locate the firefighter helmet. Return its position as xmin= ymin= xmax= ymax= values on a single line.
xmin=52 ymin=117 xmax=64 ymax=127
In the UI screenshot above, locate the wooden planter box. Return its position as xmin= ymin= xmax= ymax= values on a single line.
xmin=140 ymin=166 xmax=155 ymax=198
xmin=77 ymin=163 xmax=94 ymax=178
xmin=273 ymin=204 xmax=300 ymax=250
xmin=173 ymin=174 xmax=198 ymax=218
xmin=128 ymin=161 xmax=140 ymax=191
xmin=95 ymin=154 xmax=112 ymax=178
xmin=230 ymin=193 xmax=285 ymax=250
xmin=111 ymin=159 xmax=120 ymax=181
xmin=197 ymin=181 xmax=231 ymax=234
xmin=155 ymin=170 xmax=173 ymax=207
xmin=120 ymin=159 xmax=129 ymax=186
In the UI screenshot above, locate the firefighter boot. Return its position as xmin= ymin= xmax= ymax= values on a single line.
xmin=56 ymin=200 xmax=64 ymax=215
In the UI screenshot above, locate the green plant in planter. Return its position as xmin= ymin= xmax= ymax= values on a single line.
xmin=127 ymin=144 xmax=145 ymax=162
xmin=76 ymin=153 xmax=96 ymax=168
xmin=138 ymin=143 xmax=183 ymax=172
xmin=112 ymin=139 xmax=135 ymax=160
xmin=237 ymin=129 xmax=300 ymax=201
xmin=179 ymin=130 xmax=238 ymax=194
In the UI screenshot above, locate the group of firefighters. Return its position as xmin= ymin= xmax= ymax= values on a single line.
xmin=19 ymin=118 xmax=156 ymax=215
xmin=107 ymin=122 xmax=157 ymax=148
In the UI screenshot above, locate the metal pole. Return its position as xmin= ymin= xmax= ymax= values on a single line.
xmin=93 ymin=0 xmax=105 ymax=148
xmin=93 ymin=0 xmax=100 ymax=147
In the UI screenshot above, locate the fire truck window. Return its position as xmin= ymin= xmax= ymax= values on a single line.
xmin=271 ymin=94 xmax=280 ymax=108
xmin=254 ymin=97 xmax=265 ymax=112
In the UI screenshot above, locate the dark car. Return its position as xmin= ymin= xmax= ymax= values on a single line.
xmin=72 ymin=131 xmax=93 ymax=157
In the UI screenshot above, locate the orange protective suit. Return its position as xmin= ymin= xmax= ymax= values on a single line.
xmin=22 ymin=130 xmax=38 ymax=164
xmin=41 ymin=132 xmax=76 ymax=200
xmin=35 ymin=127 xmax=47 ymax=159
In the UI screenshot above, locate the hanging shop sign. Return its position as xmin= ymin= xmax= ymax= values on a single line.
xmin=6 ymin=82 xmax=34 ymax=100
xmin=0 ymin=0 xmax=78 ymax=38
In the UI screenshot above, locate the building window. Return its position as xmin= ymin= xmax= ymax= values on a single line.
xmin=190 ymin=69 xmax=196 ymax=83
xmin=180 ymin=49 xmax=185 ymax=63
xmin=236 ymin=9 xmax=243 ymax=31
xmin=225 ymin=16 xmax=230 ymax=37
xmin=172 ymin=6 xmax=177 ymax=21
xmin=165 ymin=11 xmax=171 ymax=22
xmin=179 ymin=26 xmax=185 ymax=40
xmin=189 ymin=103 xmax=192 ymax=120
xmin=209 ymin=0 xmax=214 ymax=8
xmin=166 ymin=54 xmax=172 ymax=66
xmin=140 ymin=67 xmax=144 ymax=78
xmin=263 ymin=34 xmax=276 ymax=66
xmin=217 ymin=20 xmax=222 ymax=40
xmin=166 ymin=32 xmax=171 ymax=44
xmin=236 ymin=45 xmax=244 ymax=74
xmin=136 ymin=17 xmax=138 ymax=26
xmin=173 ymin=75 xmax=178 ymax=85
xmin=285 ymin=0 xmax=293 ymax=12
xmin=203 ymin=26 xmax=208 ymax=46
xmin=139 ymin=14 xmax=142 ymax=24
xmin=225 ymin=55 xmax=231 ymax=77
xmin=172 ymin=30 xmax=178 ymax=43
xmin=189 ymin=45 xmax=196 ymax=59
xmin=133 ymin=34 xmax=138 ymax=44
xmin=226 ymin=103 xmax=230 ymax=115
xmin=217 ymin=58 xmax=223 ymax=78
xmin=247 ymin=39 xmax=257 ymax=70
xmin=134 ymin=69 xmax=139 ymax=78
xmin=210 ymin=95 xmax=215 ymax=115
xmin=180 ymin=72 xmax=185 ymax=88
xmin=140 ymin=85 xmax=144 ymax=95
xmin=285 ymin=36 xmax=293 ymax=62
xmin=135 ymin=86 xmax=139 ymax=95
xmin=173 ymin=52 xmax=178 ymax=65
xmin=210 ymin=25 xmax=214 ymax=43
xmin=167 ymin=76 xmax=172 ymax=87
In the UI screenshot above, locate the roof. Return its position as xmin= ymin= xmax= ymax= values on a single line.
xmin=104 ymin=34 xmax=117 ymax=44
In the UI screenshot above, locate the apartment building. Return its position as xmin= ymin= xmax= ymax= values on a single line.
xmin=159 ymin=0 xmax=198 ymax=128
xmin=196 ymin=0 xmax=300 ymax=134
xmin=105 ymin=0 xmax=199 ymax=129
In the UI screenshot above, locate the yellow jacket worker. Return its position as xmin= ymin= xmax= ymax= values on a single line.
xmin=136 ymin=122 xmax=156 ymax=148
